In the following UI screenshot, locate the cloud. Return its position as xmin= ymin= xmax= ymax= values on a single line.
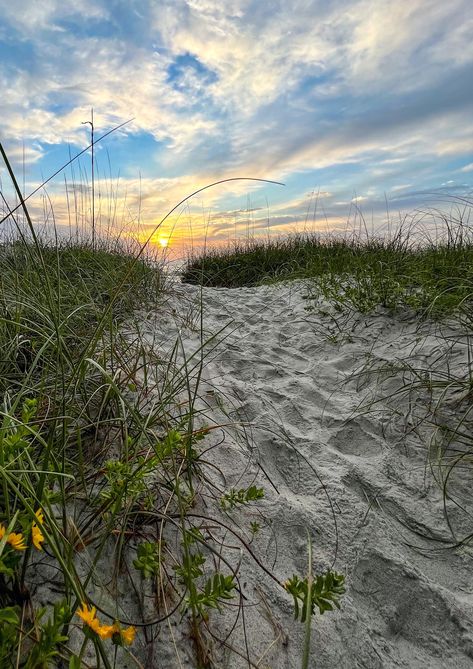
xmin=3 ymin=2 xmax=472 ymax=164
xmin=0 ymin=142 xmax=44 ymax=166
xmin=0 ymin=0 xmax=472 ymax=247
xmin=0 ymin=0 xmax=109 ymax=35
xmin=390 ymin=184 xmax=412 ymax=192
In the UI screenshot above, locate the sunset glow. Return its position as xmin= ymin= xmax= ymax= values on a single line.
xmin=0 ymin=1 xmax=471 ymax=253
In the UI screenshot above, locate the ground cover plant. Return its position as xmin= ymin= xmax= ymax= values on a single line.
xmin=0 ymin=143 xmax=345 ymax=668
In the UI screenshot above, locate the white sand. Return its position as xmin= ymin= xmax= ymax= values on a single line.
xmin=138 ymin=279 xmax=473 ymax=668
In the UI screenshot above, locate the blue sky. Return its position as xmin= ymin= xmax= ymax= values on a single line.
xmin=0 ymin=0 xmax=472 ymax=250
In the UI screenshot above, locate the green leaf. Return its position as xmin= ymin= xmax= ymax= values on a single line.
xmin=220 ymin=485 xmax=264 ymax=510
xmin=0 ymin=607 xmax=20 ymax=625
xmin=69 ymin=656 xmax=81 ymax=669
xmin=133 ymin=541 xmax=161 ymax=579
xmin=284 ymin=570 xmax=345 ymax=622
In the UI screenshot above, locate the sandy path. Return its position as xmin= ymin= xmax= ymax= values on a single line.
xmin=143 ymin=280 xmax=473 ymax=668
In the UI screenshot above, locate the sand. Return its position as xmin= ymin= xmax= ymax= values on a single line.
xmin=136 ymin=278 xmax=473 ymax=668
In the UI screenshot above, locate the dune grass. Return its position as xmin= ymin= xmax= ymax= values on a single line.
xmin=182 ymin=224 xmax=473 ymax=317
xmin=0 ymin=140 xmax=345 ymax=668
xmin=0 ymin=231 xmax=342 ymax=668
xmin=0 ymin=234 xmax=171 ymax=666
xmin=0 ymin=231 xmax=262 ymax=667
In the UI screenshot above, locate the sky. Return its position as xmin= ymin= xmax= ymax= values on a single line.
xmin=0 ymin=0 xmax=472 ymax=253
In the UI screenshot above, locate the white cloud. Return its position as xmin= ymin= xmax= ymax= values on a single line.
xmin=0 ymin=142 xmax=44 ymax=166
xmin=0 ymin=0 xmax=109 ymax=33
xmin=2 ymin=0 xmax=472 ymax=172
xmin=0 ymin=0 xmax=472 ymax=244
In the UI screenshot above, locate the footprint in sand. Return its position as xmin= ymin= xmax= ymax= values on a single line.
xmin=351 ymin=551 xmax=473 ymax=666
xmin=328 ymin=418 xmax=385 ymax=458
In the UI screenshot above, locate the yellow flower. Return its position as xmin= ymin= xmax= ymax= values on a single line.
xmin=77 ymin=604 xmax=120 ymax=640
xmin=7 ymin=532 xmax=27 ymax=551
xmin=0 ymin=524 xmax=26 ymax=551
xmin=96 ymin=623 xmax=117 ymax=640
xmin=76 ymin=604 xmax=135 ymax=645
xmin=32 ymin=523 xmax=44 ymax=550
xmin=121 ymin=626 xmax=136 ymax=646
xmin=77 ymin=603 xmax=101 ymax=635
xmin=31 ymin=509 xmax=45 ymax=550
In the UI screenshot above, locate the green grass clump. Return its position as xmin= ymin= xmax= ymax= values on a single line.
xmin=0 ymin=233 xmax=169 ymax=665
xmin=182 ymin=227 xmax=473 ymax=317
xmin=0 ymin=232 xmax=266 ymax=667
xmin=0 ymin=239 xmax=162 ymax=383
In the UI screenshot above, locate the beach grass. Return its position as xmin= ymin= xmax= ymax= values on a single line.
xmin=182 ymin=224 xmax=473 ymax=317
xmin=0 ymin=230 xmax=260 ymax=667
xmin=0 ymin=233 xmax=170 ymax=665
xmin=1 ymin=147 xmax=316 ymax=668
xmin=2 ymin=125 xmax=471 ymax=667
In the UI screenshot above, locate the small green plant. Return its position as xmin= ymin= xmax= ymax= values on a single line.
xmin=133 ymin=541 xmax=162 ymax=578
xmin=250 ymin=521 xmax=261 ymax=535
xmin=285 ymin=571 xmax=345 ymax=622
xmin=0 ymin=397 xmax=38 ymax=464
xmin=0 ymin=601 xmax=70 ymax=668
xmin=177 ymin=561 xmax=236 ymax=619
xmin=194 ymin=573 xmax=236 ymax=615
xmin=220 ymin=485 xmax=264 ymax=510
xmin=176 ymin=551 xmax=204 ymax=612
xmin=0 ymin=606 xmax=20 ymax=663
xmin=155 ymin=429 xmax=183 ymax=459
xmin=101 ymin=459 xmax=146 ymax=506
xmin=24 ymin=601 xmax=70 ymax=669
xmin=285 ymin=533 xmax=345 ymax=669
xmin=174 ymin=528 xmax=237 ymax=620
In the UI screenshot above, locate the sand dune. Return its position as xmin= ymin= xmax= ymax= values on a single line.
xmin=139 ymin=279 xmax=473 ymax=668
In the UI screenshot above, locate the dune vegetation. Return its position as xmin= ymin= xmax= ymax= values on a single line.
xmin=0 ymin=144 xmax=348 ymax=669
xmin=1 ymin=128 xmax=472 ymax=667
xmin=182 ymin=214 xmax=473 ymax=317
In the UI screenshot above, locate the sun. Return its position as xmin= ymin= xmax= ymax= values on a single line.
xmin=157 ymin=236 xmax=169 ymax=248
